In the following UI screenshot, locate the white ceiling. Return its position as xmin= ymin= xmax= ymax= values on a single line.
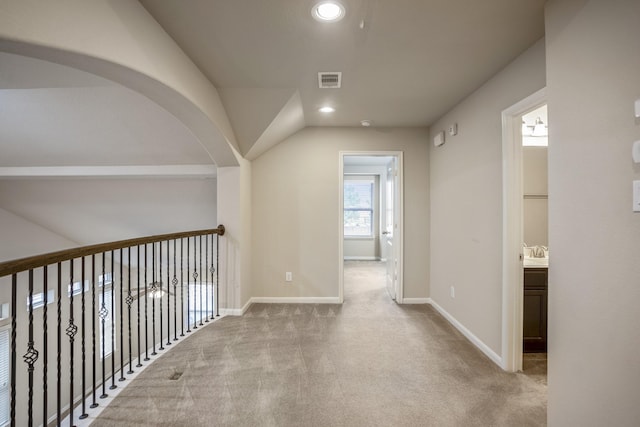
xmin=140 ymin=0 xmax=545 ymax=155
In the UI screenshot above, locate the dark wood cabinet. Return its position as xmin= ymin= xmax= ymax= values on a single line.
xmin=523 ymin=268 xmax=547 ymax=353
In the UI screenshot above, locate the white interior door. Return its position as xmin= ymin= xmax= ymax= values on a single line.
xmin=500 ymin=87 xmax=546 ymax=371
xmin=384 ymin=158 xmax=397 ymax=300
xmin=339 ymin=151 xmax=403 ymax=305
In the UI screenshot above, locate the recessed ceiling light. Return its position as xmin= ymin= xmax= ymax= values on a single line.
xmin=319 ymin=106 xmax=335 ymax=113
xmin=312 ymin=1 xmax=345 ymax=22
xmin=361 ymin=120 xmax=372 ymax=127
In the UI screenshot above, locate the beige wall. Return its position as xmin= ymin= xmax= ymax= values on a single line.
xmin=251 ymin=127 xmax=429 ymax=299
xmin=0 ymin=178 xmax=217 ymax=247
xmin=429 ymin=39 xmax=546 ymax=354
xmin=217 ymin=161 xmax=253 ymax=312
xmin=523 ymin=146 xmax=548 ymax=246
xmin=546 ymin=1 xmax=640 ymax=425
xmin=0 ymin=207 xmax=78 ymax=262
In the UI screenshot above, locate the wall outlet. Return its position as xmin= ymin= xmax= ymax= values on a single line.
xmin=285 ymin=272 xmax=293 ymax=282
xmin=450 ymin=286 xmax=455 ymax=298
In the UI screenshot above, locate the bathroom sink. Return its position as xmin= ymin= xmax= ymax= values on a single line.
xmin=524 ymin=257 xmax=548 ymax=267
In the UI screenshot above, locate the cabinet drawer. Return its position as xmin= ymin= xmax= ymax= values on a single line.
xmin=524 ymin=268 xmax=547 ymax=290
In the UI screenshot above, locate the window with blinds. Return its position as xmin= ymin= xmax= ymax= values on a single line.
xmin=344 ymin=178 xmax=375 ymax=237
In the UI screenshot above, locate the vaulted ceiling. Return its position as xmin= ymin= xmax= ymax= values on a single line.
xmin=0 ymin=1 xmax=545 ymax=170
xmin=140 ymin=0 xmax=545 ymax=158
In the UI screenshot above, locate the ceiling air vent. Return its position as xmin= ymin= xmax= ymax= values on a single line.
xmin=318 ymin=72 xmax=342 ymax=89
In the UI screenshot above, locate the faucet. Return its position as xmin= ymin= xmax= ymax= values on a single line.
xmin=531 ymin=245 xmax=548 ymax=258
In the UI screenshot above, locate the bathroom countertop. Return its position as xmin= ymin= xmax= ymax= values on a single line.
xmin=524 ymin=257 xmax=548 ymax=268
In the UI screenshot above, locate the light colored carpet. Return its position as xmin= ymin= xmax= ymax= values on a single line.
xmin=91 ymin=261 xmax=546 ymax=426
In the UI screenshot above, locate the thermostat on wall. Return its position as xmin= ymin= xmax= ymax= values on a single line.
xmin=433 ymin=131 xmax=445 ymax=147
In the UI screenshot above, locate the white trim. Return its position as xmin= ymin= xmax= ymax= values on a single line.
xmin=219 ymin=298 xmax=252 ymax=316
xmin=250 ymin=297 xmax=341 ymax=304
xmin=0 ymin=165 xmax=216 ymax=179
xmin=402 ymin=298 xmax=431 ymax=304
xmin=339 ymin=151 xmax=404 ymax=305
xmin=218 ymin=308 xmax=244 ymax=316
xmin=343 ymin=256 xmax=379 ymax=261
xmin=338 ymin=154 xmax=346 ymax=304
xmin=501 ymin=87 xmax=547 ymax=372
xmin=429 ymin=299 xmax=502 ymax=367
xmin=396 ymin=153 xmax=404 ymax=304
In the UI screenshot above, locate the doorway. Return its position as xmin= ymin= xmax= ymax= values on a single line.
xmin=339 ymin=151 xmax=403 ymax=304
xmin=501 ymin=88 xmax=547 ymax=372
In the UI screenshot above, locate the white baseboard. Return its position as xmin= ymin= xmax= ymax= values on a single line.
xmin=219 ymin=298 xmax=252 ymax=316
xmin=343 ymin=256 xmax=380 ymax=261
xmin=428 ymin=299 xmax=503 ymax=367
xmin=250 ymin=297 xmax=341 ymax=304
xmin=402 ymin=298 xmax=431 ymax=304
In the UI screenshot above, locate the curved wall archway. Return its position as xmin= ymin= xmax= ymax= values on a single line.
xmin=0 ymin=0 xmax=239 ymax=166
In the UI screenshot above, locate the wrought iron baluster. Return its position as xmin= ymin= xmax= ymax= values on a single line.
xmin=210 ymin=233 xmax=215 ymax=320
xmin=126 ymin=247 xmax=133 ymax=374
xmin=10 ymin=274 xmax=16 ymax=427
xmin=143 ymin=244 xmax=149 ymax=361
xmin=80 ymin=257 xmax=89 ymax=419
xmin=209 ymin=234 xmax=216 ymax=320
xmin=25 ymin=269 xmax=38 ymax=427
xmin=110 ymin=251 xmax=116 ymax=390
xmin=199 ymin=235 xmax=203 ymax=327
xmin=100 ymin=253 xmax=107 ymax=399
xmin=159 ymin=242 xmax=164 ymax=352
xmin=205 ymin=234 xmax=209 ymax=322
xmin=180 ymin=238 xmax=184 ymax=337
xmin=42 ymin=266 xmax=49 ymax=425
xmin=216 ymin=233 xmax=220 ymax=317
xmin=67 ymin=259 xmax=78 ymax=427
xmin=186 ymin=238 xmax=191 ymax=334
xmin=136 ymin=245 xmax=142 ymax=368
xmin=166 ymin=240 xmax=171 ymax=346
xmin=151 ymin=243 xmax=157 ymax=356
xmin=193 ymin=236 xmax=198 ymax=330
xmin=119 ymin=248 xmax=125 ymax=382
xmin=57 ymin=263 xmax=62 ymax=424
xmin=173 ymin=239 xmax=178 ymax=341
xmin=90 ymin=255 xmax=98 ymax=408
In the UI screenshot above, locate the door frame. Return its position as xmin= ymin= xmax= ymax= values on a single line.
xmin=501 ymin=87 xmax=546 ymax=372
xmin=339 ymin=151 xmax=404 ymax=304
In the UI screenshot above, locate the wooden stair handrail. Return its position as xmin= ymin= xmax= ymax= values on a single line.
xmin=0 ymin=225 xmax=225 ymax=278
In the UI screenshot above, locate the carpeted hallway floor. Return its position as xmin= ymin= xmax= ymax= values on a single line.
xmin=91 ymin=261 xmax=546 ymax=426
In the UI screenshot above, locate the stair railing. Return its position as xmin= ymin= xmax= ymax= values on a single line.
xmin=0 ymin=225 xmax=225 ymax=427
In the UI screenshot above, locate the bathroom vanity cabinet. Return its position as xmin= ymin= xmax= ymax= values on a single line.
xmin=523 ymin=267 xmax=548 ymax=353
